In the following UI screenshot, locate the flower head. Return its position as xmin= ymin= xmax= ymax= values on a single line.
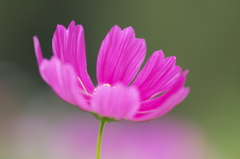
xmin=33 ymin=21 xmax=189 ymax=122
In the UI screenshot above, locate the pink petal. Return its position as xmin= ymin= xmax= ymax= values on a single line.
xmin=97 ymin=25 xmax=146 ymax=86
xmin=33 ymin=36 xmax=43 ymax=65
xmin=130 ymin=71 xmax=190 ymax=122
xmin=39 ymin=57 xmax=91 ymax=111
xmin=90 ymin=83 xmax=140 ymax=120
xmin=132 ymin=50 xmax=182 ymax=101
xmin=52 ymin=21 xmax=94 ymax=93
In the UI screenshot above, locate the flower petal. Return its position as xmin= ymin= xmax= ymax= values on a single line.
xmin=52 ymin=21 xmax=94 ymax=93
xmin=39 ymin=57 xmax=91 ymax=111
xmin=90 ymin=83 xmax=140 ymax=120
xmin=132 ymin=50 xmax=182 ymax=101
xmin=33 ymin=36 xmax=43 ymax=65
xmin=97 ymin=25 xmax=146 ymax=86
xmin=130 ymin=71 xmax=190 ymax=122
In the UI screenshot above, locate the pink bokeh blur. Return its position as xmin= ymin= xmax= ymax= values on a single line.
xmin=8 ymin=111 xmax=220 ymax=159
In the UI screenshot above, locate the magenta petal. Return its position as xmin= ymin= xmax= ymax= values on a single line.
xmin=33 ymin=36 xmax=43 ymax=65
xmin=39 ymin=57 xmax=90 ymax=111
xmin=132 ymin=50 xmax=182 ymax=101
xmin=90 ymin=83 xmax=140 ymax=120
xmin=152 ymin=87 xmax=190 ymax=117
xmin=130 ymin=71 xmax=190 ymax=122
xmin=135 ymin=88 xmax=189 ymax=122
xmin=97 ymin=25 xmax=146 ymax=86
xmin=52 ymin=21 xmax=94 ymax=93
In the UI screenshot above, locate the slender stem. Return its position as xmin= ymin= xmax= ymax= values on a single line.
xmin=96 ymin=120 xmax=106 ymax=159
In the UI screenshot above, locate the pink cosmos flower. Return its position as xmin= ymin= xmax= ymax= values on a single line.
xmin=33 ymin=21 xmax=190 ymax=122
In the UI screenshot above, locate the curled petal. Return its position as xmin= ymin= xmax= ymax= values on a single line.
xmin=90 ymin=83 xmax=141 ymax=120
xmin=39 ymin=57 xmax=90 ymax=111
xmin=130 ymin=71 xmax=190 ymax=122
xmin=33 ymin=36 xmax=43 ymax=65
xmin=97 ymin=25 xmax=146 ymax=86
xmin=132 ymin=50 xmax=182 ymax=101
xmin=52 ymin=21 xmax=94 ymax=93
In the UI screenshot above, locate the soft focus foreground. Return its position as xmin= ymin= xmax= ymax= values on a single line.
xmin=5 ymin=113 xmax=219 ymax=159
xmin=0 ymin=68 xmax=220 ymax=159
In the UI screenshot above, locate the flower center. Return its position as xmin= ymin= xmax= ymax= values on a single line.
xmin=77 ymin=77 xmax=113 ymax=96
xmin=93 ymin=83 xmax=111 ymax=94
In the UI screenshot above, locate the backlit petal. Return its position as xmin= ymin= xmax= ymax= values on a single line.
xmin=97 ymin=25 xmax=146 ymax=86
xmin=39 ymin=57 xmax=90 ymax=111
xmin=90 ymin=83 xmax=140 ymax=120
xmin=52 ymin=21 xmax=94 ymax=93
xmin=132 ymin=50 xmax=182 ymax=101
xmin=130 ymin=71 xmax=190 ymax=122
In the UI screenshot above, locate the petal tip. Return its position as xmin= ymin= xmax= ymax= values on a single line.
xmin=183 ymin=69 xmax=190 ymax=76
xmin=70 ymin=20 xmax=76 ymax=25
xmin=33 ymin=36 xmax=43 ymax=65
xmin=111 ymin=25 xmax=121 ymax=31
xmin=154 ymin=50 xmax=165 ymax=57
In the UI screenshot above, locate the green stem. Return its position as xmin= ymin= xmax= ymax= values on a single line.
xmin=96 ymin=120 xmax=106 ymax=159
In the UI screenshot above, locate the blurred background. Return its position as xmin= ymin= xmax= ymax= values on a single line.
xmin=0 ymin=0 xmax=239 ymax=158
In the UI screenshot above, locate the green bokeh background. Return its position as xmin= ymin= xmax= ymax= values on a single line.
xmin=1 ymin=0 xmax=239 ymax=158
